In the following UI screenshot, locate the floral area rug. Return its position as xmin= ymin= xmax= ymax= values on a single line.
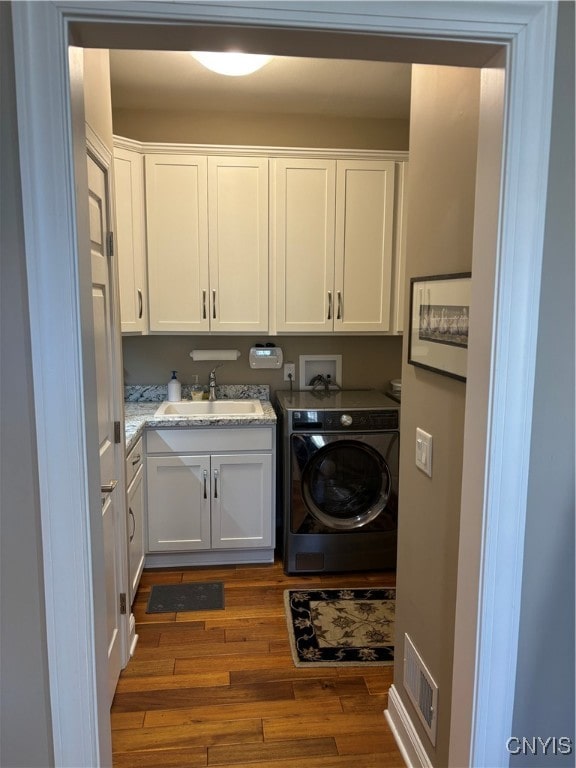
xmin=284 ymin=588 xmax=395 ymax=667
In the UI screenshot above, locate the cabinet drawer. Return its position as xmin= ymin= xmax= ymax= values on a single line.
xmin=126 ymin=437 xmax=144 ymax=487
xmin=147 ymin=427 xmax=273 ymax=455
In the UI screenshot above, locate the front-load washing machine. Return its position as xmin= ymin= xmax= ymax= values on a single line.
xmin=276 ymin=390 xmax=400 ymax=574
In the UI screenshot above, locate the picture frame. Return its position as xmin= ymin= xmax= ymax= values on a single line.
xmin=408 ymin=273 xmax=471 ymax=382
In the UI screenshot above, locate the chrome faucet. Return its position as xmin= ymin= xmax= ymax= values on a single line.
xmin=208 ymin=364 xmax=223 ymax=401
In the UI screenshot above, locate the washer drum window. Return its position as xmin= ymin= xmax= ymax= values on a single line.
xmin=301 ymin=440 xmax=391 ymax=530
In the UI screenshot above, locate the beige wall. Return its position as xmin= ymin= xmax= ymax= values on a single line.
xmin=394 ymin=65 xmax=480 ymax=765
xmin=113 ymin=108 xmax=409 ymax=150
xmin=122 ymin=334 xmax=403 ymax=399
xmin=84 ymin=49 xmax=114 ymax=151
xmin=0 ymin=5 xmax=54 ymax=765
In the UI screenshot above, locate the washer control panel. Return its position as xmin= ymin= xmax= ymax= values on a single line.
xmin=290 ymin=409 xmax=399 ymax=432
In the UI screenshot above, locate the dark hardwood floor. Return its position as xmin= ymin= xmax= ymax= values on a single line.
xmin=111 ymin=559 xmax=404 ymax=767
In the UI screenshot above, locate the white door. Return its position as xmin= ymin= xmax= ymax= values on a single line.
xmin=145 ymin=154 xmax=209 ymax=332
xmin=334 ymin=160 xmax=396 ymax=332
xmin=207 ymin=156 xmax=269 ymax=332
xmin=147 ymin=454 xmax=211 ymax=551
xmin=113 ymin=146 xmax=147 ymax=334
xmin=273 ymin=158 xmax=336 ymax=332
xmin=87 ymin=154 xmax=123 ymax=705
xmin=211 ymin=453 xmax=273 ymax=549
xmin=127 ymin=464 xmax=145 ymax=605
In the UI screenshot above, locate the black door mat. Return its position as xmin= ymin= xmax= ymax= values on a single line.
xmin=146 ymin=582 xmax=224 ymax=613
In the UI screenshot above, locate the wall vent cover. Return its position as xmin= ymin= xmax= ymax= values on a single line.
xmin=403 ymin=633 xmax=439 ymax=746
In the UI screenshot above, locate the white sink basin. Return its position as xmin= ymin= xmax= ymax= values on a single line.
xmin=155 ymin=399 xmax=264 ymax=417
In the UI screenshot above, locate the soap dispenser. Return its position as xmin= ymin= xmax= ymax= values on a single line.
xmin=167 ymin=370 xmax=181 ymax=402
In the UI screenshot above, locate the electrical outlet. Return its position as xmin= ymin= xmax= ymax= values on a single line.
xmin=284 ymin=363 xmax=296 ymax=382
xmin=416 ymin=428 xmax=433 ymax=477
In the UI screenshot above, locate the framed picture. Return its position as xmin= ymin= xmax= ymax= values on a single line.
xmin=408 ymin=273 xmax=471 ymax=382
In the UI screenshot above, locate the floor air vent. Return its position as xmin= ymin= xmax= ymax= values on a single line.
xmin=403 ymin=633 xmax=439 ymax=746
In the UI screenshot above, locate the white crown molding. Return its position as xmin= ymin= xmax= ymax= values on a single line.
xmin=112 ymin=134 xmax=409 ymax=161
xmin=86 ymin=123 xmax=112 ymax=167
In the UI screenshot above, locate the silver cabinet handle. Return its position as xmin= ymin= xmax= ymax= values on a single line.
xmin=137 ymin=289 xmax=143 ymax=319
xmin=203 ymin=469 xmax=208 ymax=499
xmin=131 ymin=453 xmax=141 ymax=466
xmin=213 ymin=469 xmax=219 ymax=498
xmin=202 ymin=289 xmax=207 ymax=320
xmin=101 ymin=480 xmax=117 ymax=506
xmin=327 ymin=291 xmax=332 ymax=320
xmin=337 ymin=291 xmax=343 ymax=320
xmin=128 ymin=508 xmax=135 ymax=543
xmin=212 ymin=289 xmax=216 ymax=319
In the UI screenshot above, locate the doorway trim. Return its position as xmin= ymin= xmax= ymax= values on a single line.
xmin=11 ymin=2 xmax=557 ymax=766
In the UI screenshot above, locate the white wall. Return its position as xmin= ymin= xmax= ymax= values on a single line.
xmin=510 ymin=2 xmax=575 ymax=763
xmin=0 ymin=5 xmax=54 ymax=765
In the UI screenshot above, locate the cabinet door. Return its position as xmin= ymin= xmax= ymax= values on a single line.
xmin=145 ymin=154 xmax=209 ymax=332
xmin=334 ymin=160 xmax=396 ymax=332
xmin=391 ymin=161 xmax=409 ymax=334
xmin=210 ymin=453 xmax=273 ymax=549
xmin=208 ymin=157 xmax=269 ymax=332
xmin=114 ymin=146 xmax=147 ymax=334
xmin=127 ymin=464 xmax=145 ymax=604
xmin=273 ymin=158 xmax=336 ymax=333
xmin=147 ymin=455 xmax=211 ymax=551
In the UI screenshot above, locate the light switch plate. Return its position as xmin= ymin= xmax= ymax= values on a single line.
xmin=416 ymin=428 xmax=433 ymax=477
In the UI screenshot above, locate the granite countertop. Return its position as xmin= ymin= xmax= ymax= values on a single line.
xmin=123 ymin=384 xmax=276 ymax=454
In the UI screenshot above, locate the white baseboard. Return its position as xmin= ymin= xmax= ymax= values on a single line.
xmin=128 ymin=612 xmax=138 ymax=657
xmin=386 ymin=684 xmax=433 ymax=768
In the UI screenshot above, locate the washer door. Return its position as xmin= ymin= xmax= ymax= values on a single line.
xmin=300 ymin=439 xmax=391 ymax=530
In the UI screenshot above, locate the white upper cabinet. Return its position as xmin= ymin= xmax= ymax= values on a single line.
xmin=113 ymin=146 xmax=147 ymax=333
xmin=115 ymin=138 xmax=407 ymax=336
xmin=391 ymin=161 xmax=409 ymax=334
xmin=273 ymin=158 xmax=336 ymax=333
xmin=145 ymin=154 xmax=209 ymax=333
xmin=145 ymin=153 xmax=268 ymax=334
xmin=273 ymin=158 xmax=396 ymax=333
xmin=334 ymin=160 xmax=396 ymax=333
xmin=207 ymin=156 xmax=269 ymax=333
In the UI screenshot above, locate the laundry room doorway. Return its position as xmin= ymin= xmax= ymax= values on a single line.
xmin=11 ymin=3 xmax=557 ymax=766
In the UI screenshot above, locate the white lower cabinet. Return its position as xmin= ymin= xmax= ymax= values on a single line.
xmin=146 ymin=427 xmax=274 ymax=564
xmin=210 ymin=453 xmax=273 ymax=549
xmin=126 ymin=438 xmax=145 ymax=605
xmin=147 ymin=454 xmax=211 ymax=551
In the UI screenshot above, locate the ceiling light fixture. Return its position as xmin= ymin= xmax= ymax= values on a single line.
xmin=190 ymin=51 xmax=272 ymax=77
